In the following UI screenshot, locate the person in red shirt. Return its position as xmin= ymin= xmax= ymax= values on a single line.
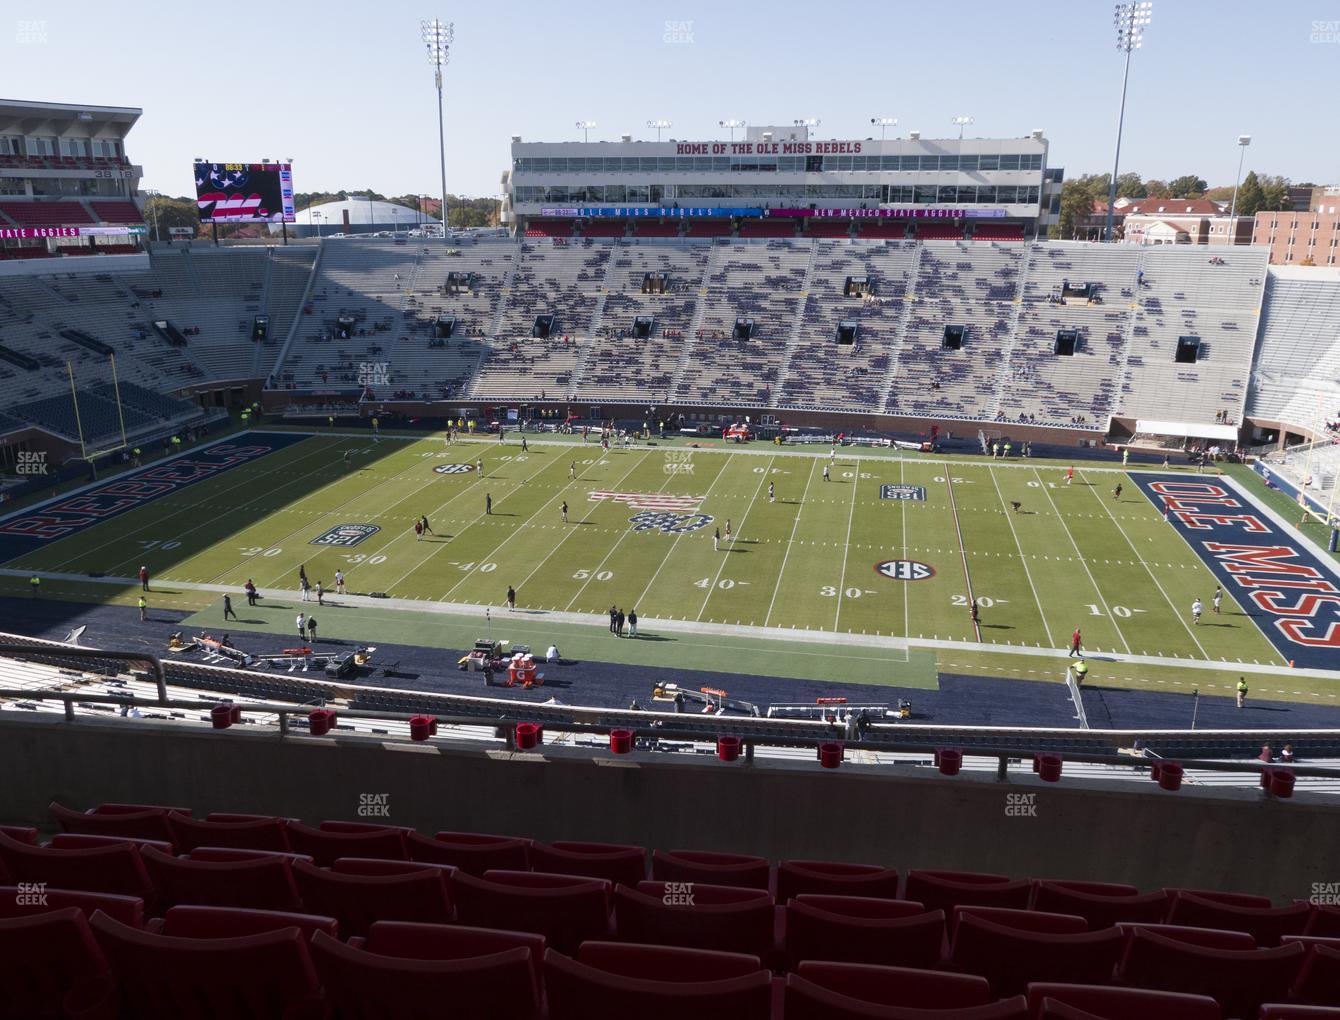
xmin=1069 ymin=629 xmax=1082 ymax=656
xmin=138 ymin=565 xmax=150 ymax=592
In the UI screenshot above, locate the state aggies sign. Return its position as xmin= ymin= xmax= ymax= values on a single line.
xmin=1132 ymin=475 xmax=1340 ymax=668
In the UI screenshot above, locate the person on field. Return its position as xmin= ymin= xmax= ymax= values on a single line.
xmin=1069 ymin=628 xmax=1082 ymax=656
xmin=421 ymin=515 xmax=434 ymax=536
xmin=138 ymin=596 xmax=147 ymax=622
xmin=628 ymin=608 xmax=638 ymax=637
xmin=1113 ymin=483 xmax=1123 ymax=501
xmin=245 ymin=579 xmax=257 ymax=606
xmin=306 ymin=615 xmax=318 ymax=642
xmin=414 ymin=520 xmax=424 ymax=541
xmin=1191 ymin=597 xmax=1204 ymax=625
xmin=1237 ymin=676 xmax=1249 ymax=708
xmin=1065 ymin=466 xmax=1074 ymax=485
xmin=561 ymin=501 xmax=569 ymax=524
xmin=485 ymin=493 xmax=493 ymax=515
xmin=296 ymin=613 xmax=306 ymax=640
xmin=1074 ymin=658 xmax=1089 ymax=684
xmin=1212 ymin=585 xmax=1222 ymax=614
xmin=139 ymin=565 xmax=150 ymax=591
xmin=506 ymin=585 xmax=516 ymax=611
xmin=224 ymin=595 xmax=237 ymax=621
xmin=334 ymin=570 xmax=345 ymax=595
xmin=768 ymin=482 xmax=775 ymax=503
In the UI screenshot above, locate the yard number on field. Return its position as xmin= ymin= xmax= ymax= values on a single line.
xmin=238 ymin=546 xmax=281 ymax=557
xmin=1086 ymin=604 xmax=1140 ymax=618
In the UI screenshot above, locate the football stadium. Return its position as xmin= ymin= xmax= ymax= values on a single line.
xmin=3 ymin=5 xmax=1340 ymax=1017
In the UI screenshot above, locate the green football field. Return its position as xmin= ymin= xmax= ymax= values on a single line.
xmin=3 ymin=430 xmax=1296 ymax=677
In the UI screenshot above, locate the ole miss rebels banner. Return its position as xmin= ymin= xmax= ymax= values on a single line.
xmin=1131 ymin=474 xmax=1340 ymax=669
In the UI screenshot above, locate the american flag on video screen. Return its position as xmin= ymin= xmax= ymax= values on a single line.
xmin=588 ymin=491 xmax=703 ymax=512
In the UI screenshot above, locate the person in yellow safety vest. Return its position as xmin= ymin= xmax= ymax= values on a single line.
xmin=328 ymin=416 xmax=334 ymax=428
xmin=1237 ymin=677 xmax=1248 ymax=709
xmin=1074 ymin=658 xmax=1089 ymax=684
xmin=29 ymin=575 xmax=40 ymax=596
xmin=138 ymin=595 xmax=147 ymax=622
xmin=1004 ymin=441 xmax=1012 ymax=457
xmin=132 ymin=447 xmax=142 ymax=466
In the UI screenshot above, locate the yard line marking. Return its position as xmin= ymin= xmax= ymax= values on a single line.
xmin=636 ymin=453 xmax=737 ymax=612
xmin=696 ymin=456 xmax=773 ymax=623
xmin=900 ymin=458 xmax=910 ymax=641
xmin=987 ymin=464 xmax=1052 ymax=645
xmin=1031 ymin=467 xmax=1132 ymax=655
xmin=1079 ymin=468 xmax=1210 ymax=660
xmin=42 ymin=437 xmax=336 ymax=574
xmin=513 ymin=451 xmax=659 ymax=598
xmin=833 ymin=454 xmax=863 ymax=633
xmin=763 ymin=458 xmax=819 ymax=628
xmin=563 ymin=450 xmax=688 ymax=612
xmin=943 ymin=471 xmax=980 ymax=641
xmin=366 ymin=453 xmax=559 ymax=594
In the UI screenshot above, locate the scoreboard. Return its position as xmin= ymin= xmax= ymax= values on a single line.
xmin=194 ymin=162 xmax=296 ymax=223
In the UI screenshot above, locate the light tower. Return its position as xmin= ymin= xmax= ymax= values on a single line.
xmin=719 ymin=118 xmax=745 ymax=141
xmin=646 ymin=119 xmax=672 ymax=141
xmin=950 ymin=115 xmax=974 ymax=140
xmin=576 ymin=120 xmax=596 ymax=143
xmin=1228 ymin=134 xmax=1252 ymax=244
xmin=421 ymin=17 xmax=454 ymax=240
xmin=870 ymin=117 xmax=897 ymax=140
xmin=1104 ymin=2 xmax=1153 ymax=242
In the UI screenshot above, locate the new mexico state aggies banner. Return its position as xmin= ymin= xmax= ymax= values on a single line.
xmin=1130 ymin=473 xmax=1340 ymax=669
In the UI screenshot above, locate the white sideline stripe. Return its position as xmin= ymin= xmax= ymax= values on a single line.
xmin=7 ymin=566 xmax=1340 ymax=682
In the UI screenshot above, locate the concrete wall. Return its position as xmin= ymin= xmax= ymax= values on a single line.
xmin=3 ymin=712 xmax=1336 ymax=904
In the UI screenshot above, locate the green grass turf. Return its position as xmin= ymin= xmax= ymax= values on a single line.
xmin=3 ymin=431 xmax=1306 ymax=687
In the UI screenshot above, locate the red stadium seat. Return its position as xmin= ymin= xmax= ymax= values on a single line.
xmin=795 ymin=959 xmax=991 ymax=1008
xmin=1306 ymin=904 xmax=1340 ymax=937
xmin=777 ymin=859 xmax=902 ymax=901
xmin=186 ymin=846 xmax=313 ymax=863
xmin=405 ymin=830 xmax=531 ymax=874
xmin=167 ymin=814 xmax=292 ymax=853
xmin=1031 ymin=880 xmax=1169 ymax=929
xmin=1117 ymin=926 xmax=1306 ymax=1019
xmin=784 ymin=973 xmax=1029 ymax=1019
xmin=283 ymin=820 xmax=407 ymax=866
xmin=1165 ymin=887 xmax=1273 ymax=910
xmin=317 ymin=820 xmax=415 ymax=835
xmin=49 ymin=801 xmax=178 ymax=844
xmin=0 ymin=825 xmax=37 ymax=844
xmin=651 ymin=848 xmax=771 ymax=890
xmin=0 ymin=831 xmax=154 ymax=900
xmin=1292 ymin=943 xmax=1340 ymax=1005
xmin=450 ymin=869 xmax=611 ymax=955
xmin=141 ymin=844 xmax=303 ymax=911
xmin=329 ymin=857 xmax=450 ymax=877
xmin=47 ymin=833 xmax=174 ymax=855
xmin=1115 ymin=921 xmax=1258 ymax=950
xmin=0 ymin=907 xmax=111 ymax=1020
xmin=528 ymin=840 xmax=646 ymax=886
xmin=291 ymin=859 xmax=451 ymax=937
xmin=949 ymin=910 xmax=1124 ymax=996
xmin=156 ymin=904 xmax=338 ymax=941
xmin=1260 ymin=1006 xmax=1340 ymax=1019
xmin=88 ymin=909 xmax=323 ymax=1019
xmin=363 ymin=921 xmax=547 ymax=1002
xmin=1025 ymin=982 xmax=1221 ymax=1020
xmin=577 ymin=939 xmax=763 ymax=979
xmin=784 ymin=895 xmax=945 ymax=968
xmin=0 ymin=885 xmax=144 ymax=927
xmin=905 ymin=870 xmax=1032 ymax=924
xmin=953 ymin=905 xmax=1089 ymax=934
xmin=613 ymin=880 xmax=775 ymax=957
xmin=544 ymin=946 xmax=773 ymax=1020
xmin=1166 ymin=889 xmax=1311 ymax=945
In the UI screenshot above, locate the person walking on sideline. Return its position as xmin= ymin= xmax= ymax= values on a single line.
xmin=245 ymin=579 xmax=257 ymax=606
xmin=823 ymin=463 xmax=830 ymax=482
xmin=300 ymin=576 xmax=311 ymax=601
xmin=334 ymin=570 xmax=345 ymax=595
xmin=1069 ymin=628 xmax=1082 ymax=656
xmin=1074 ymin=658 xmax=1089 ymax=684
xmin=768 ymin=482 xmax=775 ymax=503
xmin=139 ymin=565 xmax=150 ymax=591
xmin=138 ymin=595 xmax=147 ymax=622
xmin=1236 ymin=676 xmax=1249 ymax=709
xmin=29 ymin=575 xmax=40 ymax=597
xmin=628 ymin=608 xmax=638 ymax=637
xmin=307 ymin=615 xmax=318 ymax=643
xmin=521 ymin=435 xmax=528 ymax=453
xmin=296 ymin=613 xmax=306 ymax=641
xmin=608 ymin=605 xmax=617 ymax=634
xmin=1065 ymin=466 xmax=1074 ymax=485
xmin=485 ymin=493 xmax=493 ymax=515
xmin=725 ymin=518 xmax=732 ymax=541
xmin=1113 ymin=483 xmax=1123 ymax=501
xmin=616 ymin=608 xmax=626 ymax=637
xmin=476 ymin=458 xmax=483 ymax=476
xmin=714 ymin=527 xmax=720 ymax=552
xmin=224 ymin=594 xmax=238 ymax=621
xmin=414 ymin=519 xmax=424 ymax=541
xmin=970 ymin=600 xmax=980 ymax=628
xmin=570 ymin=461 xmax=576 ymax=480
xmin=421 ymin=515 xmax=434 ymax=536
xmin=506 ymin=585 xmax=516 ymax=612
xmin=315 ymin=582 xmax=324 ymax=606
xmin=1212 ymin=585 xmax=1222 ymax=614
xmin=1010 ymin=501 xmax=1022 ymax=513
xmin=1191 ymin=597 xmax=1204 ymax=625
xmin=561 ymin=501 xmax=569 ymax=524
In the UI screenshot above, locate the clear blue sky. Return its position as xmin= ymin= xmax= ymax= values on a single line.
xmin=5 ymin=0 xmax=1335 ymax=200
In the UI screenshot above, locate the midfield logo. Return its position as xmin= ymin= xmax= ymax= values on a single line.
xmin=880 ymin=484 xmax=926 ymax=501
xmin=432 ymin=464 xmax=474 ymax=474
xmin=310 ymin=524 xmax=380 ymax=547
xmin=629 ymin=511 xmax=714 ymax=535
xmin=875 ymin=559 xmax=935 ymax=581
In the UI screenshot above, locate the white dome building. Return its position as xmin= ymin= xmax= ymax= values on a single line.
xmin=271 ymin=198 xmax=441 ymax=237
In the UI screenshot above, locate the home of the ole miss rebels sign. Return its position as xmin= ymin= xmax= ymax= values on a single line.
xmin=674 ymin=140 xmax=864 ymax=156
xmin=1132 ymin=475 xmax=1340 ymax=668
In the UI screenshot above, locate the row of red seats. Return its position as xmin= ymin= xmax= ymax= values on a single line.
xmin=4 ymin=892 xmax=1339 ymax=1020
xmin=0 ymin=200 xmax=95 ymax=226
xmin=0 ymin=246 xmax=56 ymax=259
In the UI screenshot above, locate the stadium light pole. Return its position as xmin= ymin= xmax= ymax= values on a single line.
xmin=1228 ymin=134 xmax=1251 ymax=244
xmin=950 ymin=116 xmax=974 ymax=140
xmin=793 ymin=118 xmax=820 ymax=130
xmin=719 ymin=119 xmax=745 ymax=142
xmin=422 ymin=18 xmax=453 ymax=242
xmin=1105 ymin=2 xmax=1153 ymax=243
xmin=871 ymin=117 xmax=897 ymax=140
xmin=647 ymin=119 xmax=672 ymax=141
xmin=576 ymin=120 xmax=596 ymax=143
xmin=143 ymin=189 xmax=161 ymax=245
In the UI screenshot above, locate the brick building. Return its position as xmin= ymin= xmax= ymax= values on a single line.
xmin=1253 ymin=202 xmax=1340 ymax=265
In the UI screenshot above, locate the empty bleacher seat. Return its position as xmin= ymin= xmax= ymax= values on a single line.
xmin=167 ymin=813 xmax=292 ymax=853
xmin=406 ymin=830 xmax=531 ymax=874
xmin=1025 ymin=982 xmax=1221 ymax=1020
xmin=795 ymin=959 xmax=992 ymax=1009
xmin=777 ymin=859 xmax=902 ymax=901
xmin=49 ymin=801 xmax=181 ymax=844
xmin=154 ymin=904 xmax=338 ymax=941
xmin=450 ymin=869 xmax=611 ymax=955
xmin=1165 ymin=889 xmax=1311 ymax=945
xmin=1031 ymin=880 xmax=1169 ymax=929
xmin=651 ymin=848 xmax=771 ymax=890
xmin=905 ymin=869 xmax=1033 ymax=923
xmin=950 ymin=909 xmax=1124 ymax=996
xmin=291 ymin=859 xmax=452 ymax=938
xmin=784 ymin=894 xmax=945 ymax=969
xmin=0 ymin=907 xmax=111 ymax=1020
xmin=0 ymin=831 xmax=154 ymax=901
xmin=785 ymin=971 xmax=1029 ymax=1019
xmin=0 ymin=885 xmax=144 ymax=927
xmin=283 ymin=820 xmax=407 ymax=866
xmin=614 ymin=880 xmax=776 ymax=957
xmin=528 ymin=840 xmax=647 ymax=887
xmin=140 ymin=845 xmax=303 ymax=911
xmin=360 ymin=920 xmax=547 ymax=1001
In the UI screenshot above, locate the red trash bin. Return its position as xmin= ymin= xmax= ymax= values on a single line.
xmin=409 ymin=715 xmax=433 ymax=741
xmin=308 ymin=709 xmax=334 ymax=736
xmin=515 ymin=722 xmax=541 ymax=750
xmin=938 ymin=748 xmax=963 ymax=776
xmin=1157 ymin=761 xmax=1184 ymax=791
xmin=819 ymin=741 xmax=844 ymax=769
xmin=1270 ymin=769 xmax=1296 ymax=798
xmin=609 ymin=729 xmax=633 ymax=754
xmin=210 ymin=704 xmax=233 ymax=730
xmin=1037 ymin=753 xmax=1063 ymax=782
xmin=717 ymin=735 xmax=741 ymax=762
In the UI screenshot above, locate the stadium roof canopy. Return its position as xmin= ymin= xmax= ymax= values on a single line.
xmin=296 ymin=198 xmax=439 ymax=227
xmin=1136 ymin=419 xmax=1239 ymax=441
